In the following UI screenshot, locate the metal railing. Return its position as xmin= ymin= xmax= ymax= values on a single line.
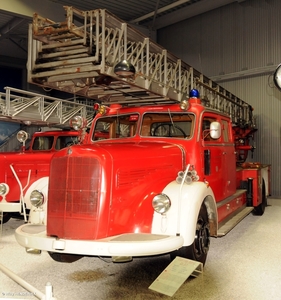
xmin=27 ymin=6 xmax=254 ymax=127
xmin=0 ymin=87 xmax=94 ymax=128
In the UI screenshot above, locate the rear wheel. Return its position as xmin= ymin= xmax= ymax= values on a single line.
xmin=253 ymin=181 xmax=267 ymax=216
xmin=170 ymin=203 xmax=210 ymax=265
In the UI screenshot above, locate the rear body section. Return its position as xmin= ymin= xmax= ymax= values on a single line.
xmin=0 ymin=130 xmax=79 ymax=222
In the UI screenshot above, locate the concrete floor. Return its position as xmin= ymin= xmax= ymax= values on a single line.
xmin=1 ymin=198 xmax=281 ymax=300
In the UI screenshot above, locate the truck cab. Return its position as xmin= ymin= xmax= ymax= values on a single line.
xmin=0 ymin=129 xmax=79 ymax=223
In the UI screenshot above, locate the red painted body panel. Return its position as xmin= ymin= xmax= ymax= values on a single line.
xmin=241 ymin=167 xmax=262 ymax=206
xmin=47 ymin=141 xmax=184 ymax=239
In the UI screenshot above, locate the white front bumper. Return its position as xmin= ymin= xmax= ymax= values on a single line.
xmin=15 ymin=224 xmax=184 ymax=257
xmin=0 ymin=201 xmax=21 ymax=212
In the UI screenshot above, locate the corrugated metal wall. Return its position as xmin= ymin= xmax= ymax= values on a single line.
xmin=158 ymin=0 xmax=281 ymax=197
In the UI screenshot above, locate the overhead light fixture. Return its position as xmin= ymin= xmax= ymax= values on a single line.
xmin=114 ymin=60 xmax=136 ymax=77
xmin=273 ymin=63 xmax=281 ymax=91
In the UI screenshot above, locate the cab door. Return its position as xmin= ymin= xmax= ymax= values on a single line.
xmin=201 ymin=114 xmax=236 ymax=202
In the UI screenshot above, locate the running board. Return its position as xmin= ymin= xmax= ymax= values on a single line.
xmin=217 ymin=207 xmax=254 ymax=237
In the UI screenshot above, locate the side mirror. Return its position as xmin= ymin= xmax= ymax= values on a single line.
xmin=210 ymin=121 xmax=221 ymax=139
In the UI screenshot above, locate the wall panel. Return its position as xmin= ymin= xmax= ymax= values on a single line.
xmin=158 ymin=0 xmax=281 ymax=197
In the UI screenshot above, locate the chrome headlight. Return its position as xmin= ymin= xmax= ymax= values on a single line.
xmin=0 ymin=183 xmax=9 ymax=196
xmin=69 ymin=116 xmax=87 ymax=130
xmin=152 ymin=194 xmax=171 ymax=214
xmin=30 ymin=190 xmax=44 ymax=208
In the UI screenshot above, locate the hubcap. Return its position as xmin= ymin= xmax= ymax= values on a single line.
xmin=194 ymin=216 xmax=210 ymax=259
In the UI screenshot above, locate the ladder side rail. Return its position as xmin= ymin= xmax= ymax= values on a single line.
xmin=66 ymin=6 xmax=86 ymax=40
xmin=61 ymin=106 xmax=86 ymax=124
xmin=87 ymin=10 xmax=93 ymax=55
xmin=194 ymin=79 xmax=248 ymax=124
xmin=132 ymin=38 xmax=150 ymax=90
xmin=40 ymin=100 xmax=60 ymax=121
xmin=27 ymin=24 xmax=34 ymax=84
xmin=5 ymin=87 xmax=91 ymax=108
xmin=10 ymin=97 xmax=39 ymax=117
xmin=28 ymin=6 xmax=254 ymax=115
xmin=5 ymin=87 xmax=11 ymax=115
xmin=30 ymin=8 xmax=99 ymax=82
xmin=165 ymin=58 xmax=178 ymax=98
xmin=163 ymin=50 xmax=167 ymax=95
xmin=192 ymin=72 xmax=253 ymax=125
xmin=0 ymin=92 xmax=7 ymax=116
xmin=4 ymin=87 xmax=93 ymax=125
xmin=100 ymin=9 xmax=106 ymax=74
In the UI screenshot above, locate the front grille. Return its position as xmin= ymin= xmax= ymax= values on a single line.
xmin=47 ymin=155 xmax=101 ymax=239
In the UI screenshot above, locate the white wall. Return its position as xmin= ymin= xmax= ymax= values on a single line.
xmin=157 ymin=0 xmax=281 ymax=197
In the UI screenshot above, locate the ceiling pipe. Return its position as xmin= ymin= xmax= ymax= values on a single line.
xmin=130 ymin=0 xmax=192 ymax=24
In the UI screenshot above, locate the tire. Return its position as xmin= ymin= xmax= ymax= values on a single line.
xmin=253 ymin=180 xmax=266 ymax=216
xmin=170 ymin=203 xmax=210 ymax=265
xmin=0 ymin=212 xmax=11 ymax=224
xmin=48 ymin=252 xmax=83 ymax=263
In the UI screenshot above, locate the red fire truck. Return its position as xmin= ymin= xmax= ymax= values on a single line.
xmin=0 ymin=129 xmax=80 ymax=224
xmin=15 ymin=7 xmax=270 ymax=265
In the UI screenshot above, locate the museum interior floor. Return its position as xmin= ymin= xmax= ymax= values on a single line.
xmin=1 ymin=197 xmax=281 ymax=300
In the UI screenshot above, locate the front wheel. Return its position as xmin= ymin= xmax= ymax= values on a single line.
xmin=170 ymin=203 xmax=210 ymax=265
xmin=0 ymin=212 xmax=11 ymax=224
xmin=48 ymin=252 xmax=83 ymax=263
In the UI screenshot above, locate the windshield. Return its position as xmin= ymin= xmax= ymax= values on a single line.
xmin=92 ymin=112 xmax=194 ymax=141
xmin=55 ymin=136 xmax=79 ymax=149
xmin=141 ymin=112 xmax=194 ymax=138
xmin=32 ymin=135 xmax=79 ymax=150
xmin=93 ymin=114 xmax=138 ymax=140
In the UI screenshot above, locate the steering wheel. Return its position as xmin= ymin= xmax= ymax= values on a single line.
xmin=152 ymin=123 xmax=187 ymax=138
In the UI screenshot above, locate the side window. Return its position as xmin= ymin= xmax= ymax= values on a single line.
xmin=32 ymin=136 xmax=54 ymax=150
xmin=55 ymin=136 xmax=78 ymax=150
xmin=202 ymin=117 xmax=216 ymax=141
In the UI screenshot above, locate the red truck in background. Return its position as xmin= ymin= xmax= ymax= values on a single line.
xmin=0 ymin=129 xmax=79 ymax=223
xmin=14 ymin=7 xmax=270 ymax=266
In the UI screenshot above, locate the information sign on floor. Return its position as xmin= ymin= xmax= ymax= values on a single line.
xmin=148 ymin=256 xmax=203 ymax=297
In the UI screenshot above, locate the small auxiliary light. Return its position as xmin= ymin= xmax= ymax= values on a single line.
xmin=17 ymin=130 xmax=29 ymax=143
xmin=189 ymin=89 xmax=200 ymax=98
xmin=94 ymin=103 xmax=108 ymax=115
xmin=180 ymin=99 xmax=189 ymax=110
xmin=188 ymin=89 xmax=201 ymax=104
xmin=0 ymin=183 xmax=9 ymax=197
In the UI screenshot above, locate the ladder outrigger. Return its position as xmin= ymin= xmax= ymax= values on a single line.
xmin=28 ymin=6 xmax=254 ymax=128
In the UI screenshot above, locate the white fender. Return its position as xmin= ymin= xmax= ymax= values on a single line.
xmin=151 ymin=181 xmax=217 ymax=247
xmin=24 ymin=177 xmax=49 ymax=225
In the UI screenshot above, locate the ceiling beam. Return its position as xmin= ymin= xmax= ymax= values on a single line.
xmin=0 ymin=17 xmax=25 ymax=40
xmin=0 ymin=0 xmax=65 ymax=20
xmin=144 ymin=0 xmax=242 ymax=29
